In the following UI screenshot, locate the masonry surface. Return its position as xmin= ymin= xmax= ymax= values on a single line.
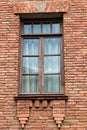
xmin=0 ymin=0 xmax=87 ymax=130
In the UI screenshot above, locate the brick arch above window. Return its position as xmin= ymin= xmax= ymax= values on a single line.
xmin=13 ymin=0 xmax=70 ymax=14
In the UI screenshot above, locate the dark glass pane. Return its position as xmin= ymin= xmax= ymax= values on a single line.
xmin=24 ymin=24 xmax=32 ymax=34
xmin=23 ymin=57 xmax=38 ymax=74
xmin=22 ymin=76 xmax=38 ymax=93
xmin=44 ymin=38 xmax=60 ymax=55
xmin=52 ymin=23 xmax=60 ymax=33
xmin=33 ymin=24 xmax=41 ymax=34
xmin=44 ymin=75 xmax=60 ymax=92
xmin=42 ymin=24 xmax=50 ymax=34
xmin=23 ymin=39 xmax=39 ymax=55
xmin=44 ymin=56 xmax=60 ymax=73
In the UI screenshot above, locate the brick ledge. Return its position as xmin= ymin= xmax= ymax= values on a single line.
xmin=14 ymin=94 xmax=68 ymax=100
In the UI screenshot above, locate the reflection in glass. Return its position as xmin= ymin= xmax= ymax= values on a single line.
xmin=52 ymin=23 xmax=60 ymax=33
xmin=44 ymin=75 xmax=60 ymax=92
xmin=42 ymin=24 xmax=50 ymax=34
xmin=44 ymin=56 xmax=60 ymax=73
xmin=22 ymin=76 xmax=38 ymax=93
xmin=33 ymin=24 xmax=41 ymax=34
xmin=23 ymin=39 xmax=39 ymax=55
xmin=24 ymin=24 xmax=32 ymax=34
xmin=44 ymin=38 xmax=60 ymax=54
xmin=23 ymin=57 xmax=38 ymax=74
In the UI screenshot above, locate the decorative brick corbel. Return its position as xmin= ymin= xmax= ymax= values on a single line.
xmin=17 ymin=100 xmax=30 ymax=129
xmin=16 ymin=99 xmax=49 ymax=129
xmin=52 ymin=100 xmax=65 ymax=128
xmin=16 ymin=98 xmax=67 ymax=129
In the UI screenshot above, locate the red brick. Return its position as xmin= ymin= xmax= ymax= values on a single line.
xmin=0 ymin=0 xmax=87 ymax=130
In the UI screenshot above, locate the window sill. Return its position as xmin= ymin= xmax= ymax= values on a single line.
xmin=14 ymin=94 xmax=68 ymax=101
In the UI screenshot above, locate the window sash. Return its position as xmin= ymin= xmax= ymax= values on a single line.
xmin=20 ymin=20 xmax=64 ymax=94
xmin=23 ymin=21 xmax=61 ymax=35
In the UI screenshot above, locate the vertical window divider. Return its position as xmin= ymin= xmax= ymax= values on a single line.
xmin=32 ymin=23 xmax=33 ymax=34
xmin=41 ymin=37 xmax=44 ymax=93
xmin=38 ymin=37 xmax=43 ymax=93
xmin=41 ymin=22 xmax=42 ymax=34
xmin=50 ymin=22 xmax=52 ymax=33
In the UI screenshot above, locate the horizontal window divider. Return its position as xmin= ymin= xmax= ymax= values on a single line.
xmin=22 ymin=74 xmax=39 ymax=75
xmin=23 ymin=55 xmax=39 ymax=57
xmin=44 ymin=54 xmax=61 ymax=56
xmin=21 ymin=33 xmax=62 ymax=37
xmin=44 ymin=73 xmax=60 ymax=75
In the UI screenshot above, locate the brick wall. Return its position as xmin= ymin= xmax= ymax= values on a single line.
xmin=0 ymin=0 xmax=87 ymax=130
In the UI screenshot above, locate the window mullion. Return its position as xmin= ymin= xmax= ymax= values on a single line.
xmin=41 ymin=37 xmax=44 ymax=93
xmin=38 ymin=38 xmax=41 ymax=93
xmin=38 ymin=37 xmax=44 ymax=93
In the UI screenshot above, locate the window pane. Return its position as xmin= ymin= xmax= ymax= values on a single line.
xmin=44 ymin=38 xmax=60 ymax=55
xmin=44 ymin=75 xmax=60 ymax=92
xmin=42 ymin=24 xmax=50 ymax=33
xmin=23 ymin=39 xmax=39 ymax=55
xmin=22 ymin=76 xmax=38 ymax=93
xmin=24 ymin=24 xmax=32 ymax=34
xmin=44 ymin=56 xmax=60 ymax=73
xmin=52 ymin=23 xmax=60 ymax=33
xmin=23 ymin=57 xmax=38 ymax=74
xmin=33 ymin=24 xmax=41 ymax=34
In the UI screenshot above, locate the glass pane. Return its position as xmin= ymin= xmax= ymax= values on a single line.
xmin=44 ymin=38 xmax=60 ymax=55
xmin=33 ymin=24 xmax=41 ymax=34
xmin=22 ymin=76 xmax=38 ymax=93
xmin=23 ymin=39 xmax=39 ymax=55
xmin=23 ymin=57 xmax=38 ymax=74
xmin=42 ymin=24 xmax=50 ymax=34
xmin=44 ymin=75 xmax=60 ymax=92
xmin=52 ymin=23 xmax=60 ymax=33
xmin=24 ymin=24 xmax=32 ymax=34
xmin=44 ymin=56 xmax=60 ymax=73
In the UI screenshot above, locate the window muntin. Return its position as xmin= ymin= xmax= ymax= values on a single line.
xmin=21 ymin=19 xmax=63 ymax=94
xmin=24 ymin=22 xmax=61 ymax=34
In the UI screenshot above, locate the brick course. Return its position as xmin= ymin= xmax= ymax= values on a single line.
xmin=0 ymin=0 xmax=87 ymax=129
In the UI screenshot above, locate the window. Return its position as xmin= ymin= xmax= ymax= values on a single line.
xmin=20 ymin=18 xmax=64 ymax=96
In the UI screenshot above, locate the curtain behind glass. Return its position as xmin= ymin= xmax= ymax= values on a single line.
xmin=23 ymin=39 xmax=39 ymax=55
xmin=22 ymin=76 xmax=38 ymax=93
xmin=44 ymin=75 xmax=60 ymax=92
xmin=22 ymin=39 xmax=39 ymax=93
xmin=44 ymin=38 xmax=61 ymax=93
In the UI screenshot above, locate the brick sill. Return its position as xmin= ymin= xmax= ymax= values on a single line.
xmin=14 ymin=94 xmax=68 ymax=101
